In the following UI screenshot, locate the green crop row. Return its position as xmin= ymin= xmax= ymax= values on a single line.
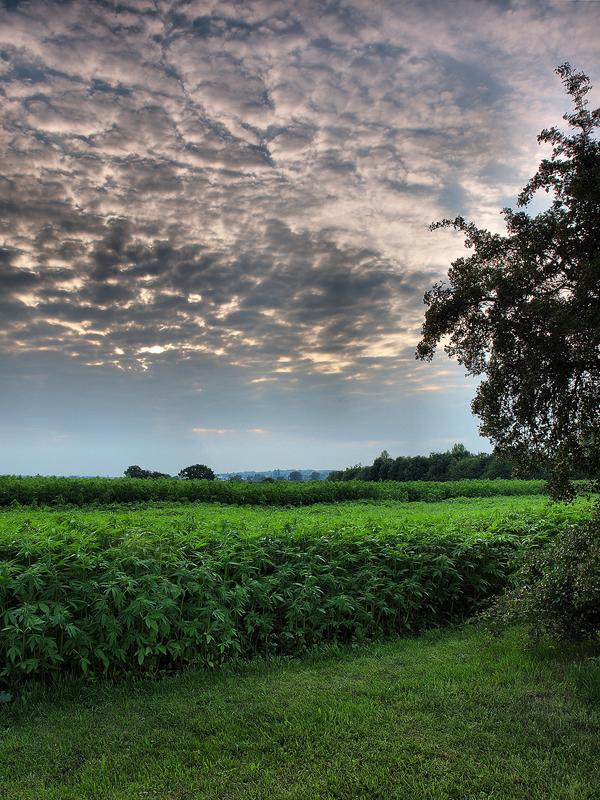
xmin=1 ymin=497 xmax=589 ymax=682
xmin=0 ymin=475 xmax=555 ymax=507
xmin=0 ymin=529 xmax=515 ymax=682
xmin=1 ymin=494 xmax=592 ymax=543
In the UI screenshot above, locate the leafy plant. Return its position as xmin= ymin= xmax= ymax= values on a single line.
xmin=482 ymin=510 xmax=600 ymax=642
xmin=0 ymin=475 xmax=566 ymax=508
xmin=0 ymin=517 xmax=531 ymax=682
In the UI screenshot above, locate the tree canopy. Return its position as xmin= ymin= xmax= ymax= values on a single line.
xmin=178 ymin=464 xmax=216 ymax=481
xmin=124 ymin=465 xmax=170 ymax=479
xmin=328 ymin=445 xmax=515 ymax=482
xmin=417 ymin=64 xmax=600 ymax=498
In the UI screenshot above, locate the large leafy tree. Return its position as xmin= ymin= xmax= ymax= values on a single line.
xmin=417 ymin=64 xmax=600 ymax=498
xmin=178 ymin=464 xmax=215 ymax=480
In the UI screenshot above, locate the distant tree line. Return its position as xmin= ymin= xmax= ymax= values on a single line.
xmin=124 ymin=465 xmax=325 ymax=483
xmin=124 ymin=464 xmax=216 ymax=480
xmin=327 ymin=444 xmax=544 ymax=482
xmin=227 ymin=470 xmax=324 ymax=483
xmin=126 ymin=447 xmax=595 ymax=483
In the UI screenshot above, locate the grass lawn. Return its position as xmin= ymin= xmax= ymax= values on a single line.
xmin=1 ymin=628 xmax=599 ymax=800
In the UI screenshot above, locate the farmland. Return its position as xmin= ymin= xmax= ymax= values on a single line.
xmin=1 ymin=483 xmax=598 ymax=799
xmin=0 ymin=492 xmax=592 ymax=544
xmin=1 ymin=491 xmax=595 ymax=682
xmin=0 ymin=475 xmax=556 ymax=507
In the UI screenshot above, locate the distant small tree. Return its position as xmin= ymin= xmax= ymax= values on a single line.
xmin=450 ymin=443 xmax=471 ymax=459
xmin=371 ymin=450 xmax=394 ymax=481
xmin=308 ymin=471 xmax=321 ymax=481
xmin=288 ymin=470 xmax=303 ymax=482
xmin=426 ymin=451 xmax=452 ymax=481
xmin=124 ymin=465 xmax=169 ymax=479
xmin=178 ymin=464 xmax=216 ymax=480
xmin=124 ymin=465 xmax=148 ymax=479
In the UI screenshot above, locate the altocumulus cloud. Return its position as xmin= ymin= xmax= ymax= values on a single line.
xmin=0 ymin=0 xmax=600 ymax=472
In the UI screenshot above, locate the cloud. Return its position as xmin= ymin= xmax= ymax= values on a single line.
xmin=192 ymin=426 xmax=268 ymax=434
xmin=0 ymin=0 xmax=599 ymax=403
xmin=192 ymin=427 xmax=235 ymax=434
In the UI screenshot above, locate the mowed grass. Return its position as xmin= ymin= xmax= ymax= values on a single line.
xmin=0 ymin=494 xmax=593 ymax=544
xmin=1 ymin=628 xmax=599 ymax=800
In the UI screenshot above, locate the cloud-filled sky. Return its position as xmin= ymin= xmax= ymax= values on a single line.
xmin=1 ymin=0 xmax=599 ymax=475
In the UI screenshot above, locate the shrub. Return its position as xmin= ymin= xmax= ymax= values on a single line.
xmin=482 ymin=510 xmax=600 ymax=642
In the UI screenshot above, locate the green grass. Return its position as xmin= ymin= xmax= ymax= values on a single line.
xmin=0 ymin=494 xmax=593 ymax=543
xmin=1 ymin=628 xmax=599 ymax=799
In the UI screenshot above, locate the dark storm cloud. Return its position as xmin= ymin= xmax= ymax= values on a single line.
xmin=1 ymin=0 xmax=599 ymax=389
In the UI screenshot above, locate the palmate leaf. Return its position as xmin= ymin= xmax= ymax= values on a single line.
xmin=0 ymin=492 xmax=593 ymax=681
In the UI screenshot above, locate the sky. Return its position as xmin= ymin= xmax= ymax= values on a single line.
xmin=1 ymin=0 xmax=599 ymax=476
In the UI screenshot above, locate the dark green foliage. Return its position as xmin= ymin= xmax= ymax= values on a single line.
xmin=178 ymin=464 xmax=216 ymax=480
xmin=328 ymin=444 xmax=522 ymax=482
xmin=417 ymin=65 xmax=600 ymax=499
xmin=124 ymin=466 xmax=170 ymax=479
xmin=2 ymin=493 xmax=589 ymax=546
xmin=0 ymin=475 xmax=556 ymax=507
xmin=0 ymin=520 xmax=526 ymax=682
xmin=483 ymin=511 xmax=600 ymax=642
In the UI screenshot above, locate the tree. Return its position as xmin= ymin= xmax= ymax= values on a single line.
xmin=308 ymin=471 xmax=322 ymax=481
xmin=481 ymin=456 xmax=512 ymax=480
xmin=178 ymin=464 xmax=215 ymax=480
xmin=124 ymin=465 xmax=170 ymax=479
xmin=371 ymin=450 xmax=394 ymax=481
xmin=417 ymin=64 xmax=600 ymax=498
xmin=288 ymin=470 xmax=303 ymax=482
xmin=124 ymin=465 xmax=148 ymax=479
xmin=403 ymin=455 xmax=429 ymax=481
xmin=450 ymin=443 xmax=471 ymax=460
xmin=447 ymin=455 xmax=483 ymax=481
